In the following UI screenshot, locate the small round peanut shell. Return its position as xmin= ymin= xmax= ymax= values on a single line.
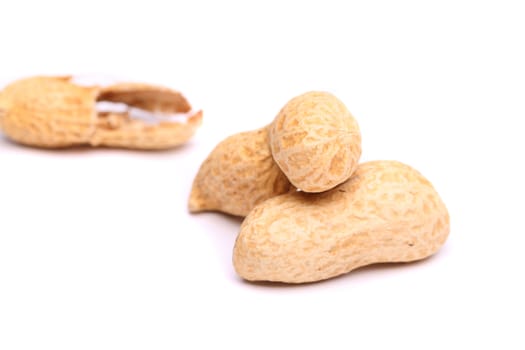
xmin=269 ymin=91 xmax=361 ymax=192
xmin=233 ymin=160 xmax=450 ymax=284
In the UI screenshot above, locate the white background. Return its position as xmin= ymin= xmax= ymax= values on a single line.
xmin=1 ymin=1 xmax=524 ymax=349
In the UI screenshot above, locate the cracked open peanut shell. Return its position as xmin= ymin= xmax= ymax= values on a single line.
xmin=0 ymin=76 xmax=202 ymax=149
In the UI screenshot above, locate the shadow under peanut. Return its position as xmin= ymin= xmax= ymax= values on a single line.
xmin=191 ymin=210 xmax=244 ymax=280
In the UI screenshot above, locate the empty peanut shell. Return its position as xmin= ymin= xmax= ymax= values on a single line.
xmin=0 ymin=76 xmax=202 ymax=149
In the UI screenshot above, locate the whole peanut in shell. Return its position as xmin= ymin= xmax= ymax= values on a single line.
xmin=0 ymin=76 xmax=202 ymax=149
xmin=189 ymin=127 xmax=293 ymax=217
xmin=233 ymin=160 xmax=450 ymax=283
xmin=269 ymin=91 xmax=361 ymax=192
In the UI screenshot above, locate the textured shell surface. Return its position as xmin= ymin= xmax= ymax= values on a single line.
xmin=189 ymin=127 xmax=293 ymax=217
xmin=233 ymin=160 xmax=450 ymax=283
xmin=269 ymin=91 xmax=361 ymax=192
xmin=0 ymin=76 xmax=97 ymax=147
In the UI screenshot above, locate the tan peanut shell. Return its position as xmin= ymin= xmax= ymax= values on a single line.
xmin=189 ymin=127 xmax=293 ymax=217
xmin=233 ymin=160 xmax=450 ymax=283
xmin=269 ymin=91 xmax=361 ymax=192
xmin=0 ymin=76 xmax=202 ymax=149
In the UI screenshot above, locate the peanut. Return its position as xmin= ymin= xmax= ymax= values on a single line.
xmin=189 ymin=127 xmax=293 ymax=217
xmin=0 ymin=76 xmax=202 ymax=149
xmin=233 ymin=160 xmax=450 ymax=283
xmin=269 ymin=91 xmax=361 ymax=192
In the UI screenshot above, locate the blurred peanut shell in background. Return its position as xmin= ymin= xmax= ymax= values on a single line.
xmin=0 ymin=76 xmax=202 ymax=149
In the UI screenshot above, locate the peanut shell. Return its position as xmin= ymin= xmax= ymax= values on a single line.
xmin=233 ymin=160 xmax=450 ymax=283
xmin=269 ymin=91 xmax=361 ymax=192
xmin=0 ymin=76 xmax=201 ymax=149
xmin=189 ymin=127 xmax=293 ymax=217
